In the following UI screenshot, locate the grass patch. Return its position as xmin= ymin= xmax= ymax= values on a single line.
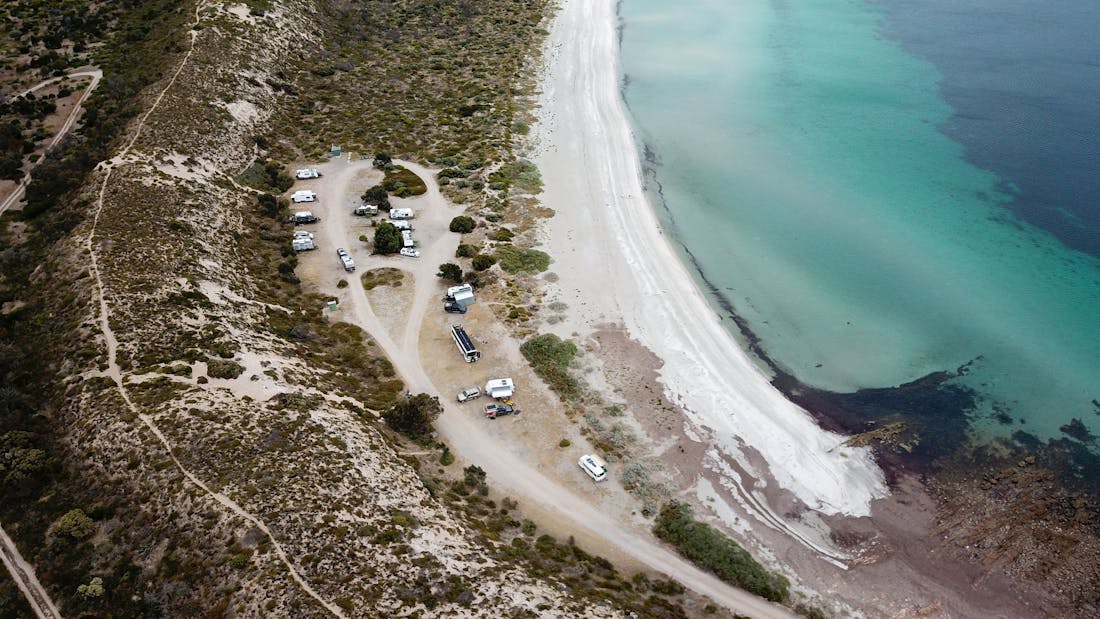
xmin=520 ymin=333 xmax=581 ymax=401
xmin=383 ymin=166 xmax=427 ymax=197
xmin=361 ymin=268 xmax=406 ymax=290
xmin=494 ymin=244 xmax=550 ymax=274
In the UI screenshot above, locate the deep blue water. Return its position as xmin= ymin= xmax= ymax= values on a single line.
xmin=879 ymin=0 xmax=1100 ymax=259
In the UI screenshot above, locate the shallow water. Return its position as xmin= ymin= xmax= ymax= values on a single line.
xmin=618 ymin=0 xmax=1100 ymax=448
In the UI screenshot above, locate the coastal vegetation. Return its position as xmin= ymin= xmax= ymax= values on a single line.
xmin=654 ymin=501 xmax=790 ymax=604
xmin=520 ymin=333 xmax=582 ymax=401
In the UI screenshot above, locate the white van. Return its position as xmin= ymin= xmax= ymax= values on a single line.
xmin=578 ymin=455 xmax=608 ymax=482
xmin=291 ymin=190 xmax=316 ymax=203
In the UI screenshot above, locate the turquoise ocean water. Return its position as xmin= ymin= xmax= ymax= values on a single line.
xmin=617 ymin=0 xmax=1100 ymax=461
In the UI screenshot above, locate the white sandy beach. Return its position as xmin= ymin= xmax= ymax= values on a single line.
xmin=532 ymin=0 xmax=887 ymax=539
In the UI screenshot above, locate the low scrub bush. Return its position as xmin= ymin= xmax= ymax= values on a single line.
xmin=520 ymin=334 xmax=581 ymax=401
xmin=653 ymin=501 xmax=789 ymax=603
xmin=207 ymin=359 xmax=245 ymax=379
xmin=383 ymin=166 xmax=427 ymax=197
xmin=495 ymin=244 xmax=550 ymax=274
xmin=449 ymin=215 xmax=475 ymax=233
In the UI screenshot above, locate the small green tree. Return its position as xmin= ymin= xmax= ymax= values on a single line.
xmin=54 ymin=509 xmax=95 ymax=540
xmin=463 ymin=465 xmax=487 ymax=487
xmin=77 ymin=576 xmax=105 ymax=599
xmin=455 ymin=244 xmax=478 ymax=258
xmin=383 ymin=394 xmax=442 ymax=441
xmin=449 ymin=216 xmax=475 ymax=233
xmin=472 ymin=254 xmax=496 ymax=271
xmin=361 ymin=185 xmax=391 ymax=211
xmin=373 ymin=222 xmax=401 ymax=254
xmin=373 ymin=151 xmax=393 ymax=168
xmin=257 ymin=193 xmax=279 ymax=218
xmin=438 ymin=263 xmax=463 ymax=284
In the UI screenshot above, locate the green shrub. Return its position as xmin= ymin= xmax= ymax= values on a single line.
xmin=492 ymin=228 xmax=515 ymax=242
xmin=471 ymin=254 xmax=496 ymax=271
xmin=383 ymin=394 xmax=442 ymax=441
xmin=495 ymin=244 xmax=551 ymax=274
xmin=653 ymin=501 xmax=789 ymax=603
xmin=437 ymin=263 xmax=463 ymax=284
xmin=520 ymin=334 xmax=581 ymax=401
xmin=373 ymin=222 xmax=401 ymax=254
xmin=558 ymin=438 xmax=571 ymax=448
xmin=455 ymin=244 xmax=478 ymax=258
xmin=207 ymin=359 xmax=245 ymax=379
xmin=52 ymin=509 xmax=95 ymax=540
xmin=449 ymin=216 xmax=475 ymax=233
xmin=361 ymin=185 xmax=391 ymax=211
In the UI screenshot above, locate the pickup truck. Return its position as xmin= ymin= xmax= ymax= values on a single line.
xmin=484 ymin=403 xmax=518 ymax=419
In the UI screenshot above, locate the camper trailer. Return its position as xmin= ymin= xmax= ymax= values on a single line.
xmin=484 ymin=378 xmax=514 ymax=399
xmin=401 ymin=230 xmax=415 ymax=248
xmin=444 ymin=283 xmax=475 ymax=308
xmin=390 ymin=220 xmax=413 ymax=231
xmin=295 ymin=168 xmax=320 ymax=179
xmin=389 ymin=208 xmax=414 ymax=220
xmin=291 ymin=190 xmax=317 ymax=203
xmin=353 ymin=204 xmax=378 ymax=216
xmin=450 ymin=325 xmax=480 ymax=362
xmin=291 ymin=237 xmax=316 ymax=252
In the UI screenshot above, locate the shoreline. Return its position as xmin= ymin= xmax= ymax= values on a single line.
xmin=531 ymin=0 xmax=885 ymax=533
xmin=523 ymin=0 xmax=1082 ymax=615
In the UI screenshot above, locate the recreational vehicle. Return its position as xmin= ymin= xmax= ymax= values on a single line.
xmin=450 ymin=325 xmax=480 ymax=362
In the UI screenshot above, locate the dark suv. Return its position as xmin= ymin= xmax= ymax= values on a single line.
xmin=484 ymin=403 xmax=517 ymax=419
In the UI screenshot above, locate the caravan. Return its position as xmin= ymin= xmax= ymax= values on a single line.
xmin=389 ymin=208 xmax=414 ymax=220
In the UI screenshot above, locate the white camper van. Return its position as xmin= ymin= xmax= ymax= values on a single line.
xmin=291 ymin=190 xmax=316 ymax=203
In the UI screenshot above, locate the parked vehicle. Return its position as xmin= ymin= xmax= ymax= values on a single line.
xmin=400 ymin=247 xmax=421 ymax=258
xmin=457 ymin=387 xmax=481 ymax=402
xmin=484 ymin=403 xmax=517 ymax=419
xmin=295 ymin=168 xmax=320 ymax=179
xmin=390 ymin=220 xmax=413 ymax=231
xmin=353 ymin=204 xmax=378 ymax=216
xmin=484 ymin=378 xmax=514 ymax=399
xmin=292 ymin=237 xmax=316 ymax=252
xmin=443 ymin=301 xmax=466 ymax=314
xmin=290 ymin=211 xmax=320 ymax=224
xmin=401 ymin=230 xmax=415 ymax=248
xmin=450 ymin=325 xmax=480 ymax=362
xmin=293 ymin=230 xmax=314 ymax=240
xmin=578 ymin=454 xmax=608 ymax=482
xmin=389 ymin=208 xmax=414 ymax=220
xmin=337 ymin=247 xmax=356 ymax=272
xmin=291 ymin=190 xmax=317 ymax=203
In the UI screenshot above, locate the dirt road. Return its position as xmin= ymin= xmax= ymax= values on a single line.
xmin=301 ymin=156 xmax=797 ymax=618
xmin=0 ymin=68 xmax=103 ymax=215
xmin=0 ymin=525 xmax=61 ymax=619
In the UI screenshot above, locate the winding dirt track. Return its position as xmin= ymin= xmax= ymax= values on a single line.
xmin=311 ymin=156 xmax=796 ymax=619
xmin=0 ymin=68 xmax=103 ymax=215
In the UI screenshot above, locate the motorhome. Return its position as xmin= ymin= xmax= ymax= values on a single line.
xmin=450 ymin=325 xmax=480 ymax=362
xmin=389 ymin=208 xmax=414 ymax=220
